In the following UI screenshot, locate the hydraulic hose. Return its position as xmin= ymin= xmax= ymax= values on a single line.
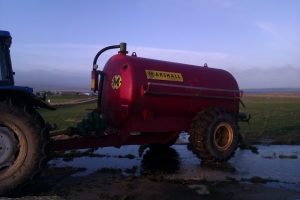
xmin=93 ymin=45 xmax=120 ymax=66
xmin=93 ymin=43 xmax=127 ymax=65
xmin=93 ymin=43 xmax=127 ymax=109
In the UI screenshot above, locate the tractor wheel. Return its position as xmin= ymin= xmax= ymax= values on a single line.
xmin=189 ymin=107 xmax=238 ymax=163
xmin=0 ymin=96 xmax=52 ymax=196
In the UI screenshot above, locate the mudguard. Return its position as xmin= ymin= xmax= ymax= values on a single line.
xmin=0 ymin=86 xmax=56 ymax=110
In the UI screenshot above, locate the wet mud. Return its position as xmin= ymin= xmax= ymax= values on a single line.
xmin=3 ymin=133 xmax=300 ymax=199
xmin=48 ymin=133 xmax=300 ymax=192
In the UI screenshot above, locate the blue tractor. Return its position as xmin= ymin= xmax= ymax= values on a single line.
xmin=0 ymin=30 xmax=55 ymax=195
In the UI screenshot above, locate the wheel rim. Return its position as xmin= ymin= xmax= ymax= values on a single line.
xmin=213 ymin=122 xmax=233 ymax=151
xmin=0 ymin=127 xmax=18 ymax=169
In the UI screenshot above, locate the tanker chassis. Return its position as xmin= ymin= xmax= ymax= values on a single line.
xmin=0 ymin=30 xmax=249 ymax=196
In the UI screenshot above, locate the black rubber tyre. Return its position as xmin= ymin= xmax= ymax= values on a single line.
xmin=188 ymin=107 xmax=238 ymax=163
xmin=0 ymin=96 xmax=52 ymax=196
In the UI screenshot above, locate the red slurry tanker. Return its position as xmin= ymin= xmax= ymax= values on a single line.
xmin=0 ymin=31 xmax=249 ymax=195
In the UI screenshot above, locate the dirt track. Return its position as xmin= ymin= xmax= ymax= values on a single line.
xmin=51 ymin=97 xmax=97 ymax=107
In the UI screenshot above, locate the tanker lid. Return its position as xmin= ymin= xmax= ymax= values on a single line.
xmin=0 ymin=30 xmax=11 ymax=37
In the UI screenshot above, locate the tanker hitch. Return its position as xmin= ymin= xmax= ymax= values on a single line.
xmin=49 ymin=111 xmax=107 ymax=137
xmin=238 ymin=99 xmax=251 ymax=124
xmin=238 ymin=112 xmax=251 ymax=124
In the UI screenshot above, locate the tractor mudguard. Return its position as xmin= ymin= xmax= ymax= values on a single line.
xmin=0 ymin=86 xmax=56 ymax=110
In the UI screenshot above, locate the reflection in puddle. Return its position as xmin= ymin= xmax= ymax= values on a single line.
xmin=229 ymin=145 xmax=300 ymax=191
xmin=200 ymin=162 xmax=237 ymax=175
xmin=141 ymin=146 xmax=180 ymax=175
xmin=49 ymin=136 xmax=300 ymax=191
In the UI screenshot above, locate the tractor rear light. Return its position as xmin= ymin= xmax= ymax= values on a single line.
xmin=91 ymin=70 xmax=98 ymax=92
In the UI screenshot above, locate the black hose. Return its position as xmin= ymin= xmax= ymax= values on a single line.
xmin=97 ymin=71 xmax=104 ymax=108
xmin=93 ymin=45 xmax=120 ymax=66
xmin=93 ymin=43 xmax=127 ymax=110
xmin=93 ymin=44 xmax=120 ymax=110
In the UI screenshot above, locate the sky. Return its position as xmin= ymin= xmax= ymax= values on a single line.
xmin=1 ymin=0 xmax=299 ymax=90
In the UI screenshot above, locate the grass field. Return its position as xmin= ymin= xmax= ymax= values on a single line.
xmin=46 ymin=95 xmax=94 ymax=103
xmin=38 ymin=94 xmax=300 ymax=144
xmin=38 ymin=99 xmax=97 ymax=130
xmin=238 ymin=94 xmax=300 ymax=144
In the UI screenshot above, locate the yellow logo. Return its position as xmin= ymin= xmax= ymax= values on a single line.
xmin=145 ymin=70 xmax=183 ymax=82
xmin=111 ymin=75 xmax=122 ymax=89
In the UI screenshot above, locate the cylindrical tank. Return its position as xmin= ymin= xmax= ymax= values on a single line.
xmin=100 ymin=52 xmax=241 ymax=130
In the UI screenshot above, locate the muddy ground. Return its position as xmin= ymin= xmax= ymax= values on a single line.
xmin=3 ymin=142 xmax=300 ymax=200
xmin=6 ymin=165 xmax=299 ymax=200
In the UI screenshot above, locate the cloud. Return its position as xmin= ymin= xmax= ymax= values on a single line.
xmin=228 ymin=64 xmax=300 ymax=88
xmin=11 ymin=43 xmax=299 ymax=89
xmin=255 ymin=22 xmax=280 ymax=37
xmin=128 ymin=46 xmax=253 ymax=70
xmin=11 ymin=43 xmax=106 ymax=72
xmin=12 ymin=43 xmax=253 ymax=72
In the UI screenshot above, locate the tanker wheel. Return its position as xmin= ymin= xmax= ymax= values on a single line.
xmin=0 ymin=96 xmax=52 ymax=196
xmin=188 ymin=107 xmax=238 ymax=163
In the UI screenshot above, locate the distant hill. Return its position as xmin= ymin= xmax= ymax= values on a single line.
xmin=14 ymin=69 xmax=90 ymax=91
xmin=243 ymin=88 xmax=300 ymax=94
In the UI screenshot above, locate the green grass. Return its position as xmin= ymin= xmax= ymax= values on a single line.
xmin=38 ymin=100 xmax=97 ymax=130
xmin=38 ymin=94 xmax=300 ymax=144
xmin=239 ymin=94 xmax=300 ymax=143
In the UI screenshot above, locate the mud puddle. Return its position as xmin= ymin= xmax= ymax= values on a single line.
xmin=49 ymin=133 xmax=300 ymax=192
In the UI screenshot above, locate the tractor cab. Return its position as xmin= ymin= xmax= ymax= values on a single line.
xmin=0 ymin=30 xmax=14 ymax=86
xmin=0 ymin=30 xmax=55 ymax=110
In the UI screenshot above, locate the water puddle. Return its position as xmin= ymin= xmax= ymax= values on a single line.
xmin=49 ymin=133 xmax=300 ymax=191
xmin=50 ymin=145 xmax=143 ymax=176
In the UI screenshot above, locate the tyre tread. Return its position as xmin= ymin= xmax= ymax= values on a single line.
xmin=0 ymin=96 xmax=52 ymax=196
xmin=189 ymin=107 xmax=238 ymax=163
